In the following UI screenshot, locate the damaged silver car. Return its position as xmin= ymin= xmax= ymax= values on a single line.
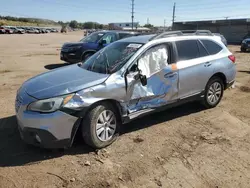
xmin=15 ymin=30 xmax=236 ymax=149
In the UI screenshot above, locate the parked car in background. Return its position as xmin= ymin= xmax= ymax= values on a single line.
xmin=60 ymin=30 xmax=139 ymax=63
xmin=0 ymin=27 xmax=6 ymax=34
xmin=26 ymin=28 xmax=39 ymax=34
xmin=16 ymin=30 xmax=236 ymax=149
xmin=213 ymin=33 xmax=227 ymax=46
xmin=51 ymin=28 xmax=58 ymax=33
xmin=10 ymin=27 xmax=25 ymax=34
xmin=241 ymin=37 xmax=250 ymax=52
xmin=3 ymin=26 xmax=13 ymax=34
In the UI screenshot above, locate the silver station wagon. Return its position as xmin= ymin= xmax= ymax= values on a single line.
xmin=15 ymin=30 xmax=236 ymax=149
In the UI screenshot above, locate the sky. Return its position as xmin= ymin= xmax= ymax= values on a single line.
xmin=0 ymin=0 xmax=249 ymax=26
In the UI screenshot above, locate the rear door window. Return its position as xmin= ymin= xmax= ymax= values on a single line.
xmin=176 ymin=40 xmax=199 ymax=61
xmin=197 ymin=40 xmax=209 ymax=57
xmin=200 ymin=40 xmax=223 ymax=55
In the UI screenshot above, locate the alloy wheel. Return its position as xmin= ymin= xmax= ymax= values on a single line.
xmin=207 ymin=82 xmax=222 ymax=105
xmin=96 ymin=110 xmax=116 ymax=142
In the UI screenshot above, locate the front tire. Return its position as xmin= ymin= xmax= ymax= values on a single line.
xmin=81 ymin=53 xmax=93 ymax=62
xmin=202 ymin=77 xmax=224 ymax=108
xmin=82 ymin=103 xmax=120 ymax=149
xmin=241 ymin=47 xmax=247 ymax=52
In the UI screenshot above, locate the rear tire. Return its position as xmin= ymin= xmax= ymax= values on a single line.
xmin=202 ymin=76 xmax=224 ymax=108
xmin=82 ymin=103 xmax=120 ymax=149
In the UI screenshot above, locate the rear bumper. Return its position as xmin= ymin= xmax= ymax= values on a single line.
xmin=225 ymin=80 xmax=235 ymax=89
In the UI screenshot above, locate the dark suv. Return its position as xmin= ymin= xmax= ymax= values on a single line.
xmin=60 ymin=30 xmax=138 ymax=63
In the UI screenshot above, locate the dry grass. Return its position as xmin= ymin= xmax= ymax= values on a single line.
xmin=0 ymin=19 xmax=58 ymax=27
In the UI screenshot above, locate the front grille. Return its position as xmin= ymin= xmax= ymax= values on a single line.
xmin=246 ymin=41 xmax=250 ymax=44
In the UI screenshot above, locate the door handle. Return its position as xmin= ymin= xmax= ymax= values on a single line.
xmin=204 ymin=62 xmax=212 ymax=67
xmin=164 ymin=72 xmax=177 ymax=78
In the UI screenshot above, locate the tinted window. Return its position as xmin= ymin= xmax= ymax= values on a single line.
xmin=101 ymin=33 xmax=117 ymax=44
xmin=197 ymin=41 xmax=209 ymax=57
xmin=176 ymin=40 xmax=199 ymax=61
xmin=200 ymin=40 xmax=222 ymax=55
xmin=119 ymin=33 xmax=132 ymax=39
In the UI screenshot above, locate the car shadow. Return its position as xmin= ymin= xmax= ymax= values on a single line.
xmin=120 ymin=102 xmax=205 ymax=134
xmin=0 ymin=102 xmax=205 ymax=167
xmin=238 ymin=70 xmax=250 ymax=74
xmin=235 ymin=51 xmax=250 ymax=53
xmin=44 ymin=63 xmax=70 ymax=70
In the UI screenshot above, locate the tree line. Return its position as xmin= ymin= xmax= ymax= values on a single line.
xmin=63 ymin=20 xmax=105 ymax=29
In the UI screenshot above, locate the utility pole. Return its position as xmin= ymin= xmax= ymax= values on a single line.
xmin=164 ymin=19 xmax=166 ymax=32
xmin=131 ymin=0 xmax=135 ymax=31
xmin=172 ymin=2 xmax=176 ymax=30
xmin=147 ymin=18 xmax=149 ymax=25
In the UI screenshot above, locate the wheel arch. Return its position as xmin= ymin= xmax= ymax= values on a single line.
xmin=209 ymin=72 xmax=227 ymax=89
xmin=81 ymin=50 xmax=96 ymax=60
xmin=70 ymin=99 xmax=124 ymax=145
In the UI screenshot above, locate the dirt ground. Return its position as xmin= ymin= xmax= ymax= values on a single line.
xmin=0 ymin=31 xmax=250 ymax=188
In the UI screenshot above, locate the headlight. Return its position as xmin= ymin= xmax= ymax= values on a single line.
xmin=27 ymin=93 xmax=84 ymax=113
xmin=68 ymin=46 xmax=82 ymax=51
xmin=242 ymin=40 xmax=247 ymax=44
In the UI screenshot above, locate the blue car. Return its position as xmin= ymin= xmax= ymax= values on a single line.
xmin=60 ymin=30 xmax=138 ymax=63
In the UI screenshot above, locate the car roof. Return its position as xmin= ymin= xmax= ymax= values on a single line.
xmin=118 ymin=34 xmax=156 ymax=44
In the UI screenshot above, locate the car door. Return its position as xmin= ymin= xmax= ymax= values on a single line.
xmin=125 ymin=43 xmax=179 ymax=113
xmin=176 ymin=39 xmax=214 ymax=99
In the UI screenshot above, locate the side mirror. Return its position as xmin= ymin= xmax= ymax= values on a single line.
xmin=140 ymin=75 xmax=147 ymax=86
xmin=99 ymin=39 xmax=107 ymax=45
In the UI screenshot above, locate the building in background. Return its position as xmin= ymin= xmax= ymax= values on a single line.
xmin=108 ymin=22 xmax=151 ymax=33
xmin=173 ymin=18 xmax=250 ymax=44
xmin=109 ymin=22 xmax=139 ymax=30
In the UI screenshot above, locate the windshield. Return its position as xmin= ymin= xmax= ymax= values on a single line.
xmin=81 ymin=42 xmax=143 ymax=74
xmin=80 ymin=32 xmax=105 ymax=43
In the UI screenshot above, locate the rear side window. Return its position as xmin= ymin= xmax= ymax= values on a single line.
xmin=119 ymin=33 xmax=132 ymax=39
xmin=176 ymin=40 xmax=199 ymax=61
xmin=200 ymin=40 xmax=222 ymax=55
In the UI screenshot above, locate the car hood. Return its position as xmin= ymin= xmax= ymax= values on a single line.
xmin=23 ymin=64 xmax=109 ymax=99
xmin=63 ymin=42 xmax=84 ymax=48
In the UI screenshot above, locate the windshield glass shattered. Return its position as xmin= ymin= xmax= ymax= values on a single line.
xmin=81 ymin=42 xmax=143 ymax=74
xmin=80 ymin=32 xmax=105 ymax=43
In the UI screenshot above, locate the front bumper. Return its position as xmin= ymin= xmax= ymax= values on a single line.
xmin=241 ymin=43 xmax=250 ymax=49
xmin=60 ymin=50 xmax=82 ymax=63
xmin=16 ymin=89 xmax=79 ymax=149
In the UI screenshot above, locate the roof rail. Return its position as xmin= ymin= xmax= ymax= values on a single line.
xmin=150 ymin=30 xmax=213 ymax=41
xmin=149 ymin=31 xmax=183 ymax=40
xmin=181 ymin=30 xmax=213 ymax=35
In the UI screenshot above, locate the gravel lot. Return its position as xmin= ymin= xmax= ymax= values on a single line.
xmin=0 ymin=32 xmax=250 ymax=188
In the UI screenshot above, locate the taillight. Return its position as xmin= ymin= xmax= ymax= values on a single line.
xmin=228 ymin=55 xmax=236 ymax=63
